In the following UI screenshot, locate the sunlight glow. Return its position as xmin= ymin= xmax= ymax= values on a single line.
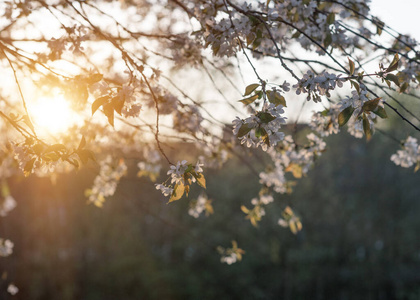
xmin=30 ymin=95 xmax=79 ymax=135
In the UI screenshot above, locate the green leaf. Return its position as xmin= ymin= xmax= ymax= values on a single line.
xmin=374 ymin=18 xmax=384 ymax=35
xmin=243 ymin=83 xmax=260 ymax=96
xmin=362 ymin=97 xmax=381 ymax=112
xmin=291 ymin=30 xmax=301 ymax=38
xmin=373 ymin=106 xmax=388 ymax=119
xmin=92 ymin=95 xmax=110 ymax=116
xmin=324 ymin=32 xmax=332 ymax=48
xmin=386 ymin=53 xmax=399 ymax=73
xmin=24 ymin=157 xmax=36 ymax=177
xmin=327 ymin=13 xmax=335 ymax=24
xmin=338 ymin=106 xmax=355 ymax=127
xmin=258 ymin=112 xmax=276 ymax=123
xmin=348 ymin=57 xmax=355 ymax=76
xmin=362 ymin=114 xmax=372 ymax=141
xmin=237 ymin=124 xmax=252 ymax=138
xmin=246 ymin=32 xmax=257 ymax=46
xmin=267 ymin=90 xmax=287 ymax=107
xmin=385 ymin=74 xmax=400 ymax=87
xmin=320 ymin=109 xmax=330 ymax=117
xmin=103 ymin=103 xmax=115 ymax=127
xmin=239 ymin=94 xmax=259 ymax=106
xmin=399 ymin=82 xmax=409 ymax=93
xmin=255 ymin=127 xmax=267 ymax=138
xmin=350 ymin=80 xmax=360 ymax=93
xmin=169 ymin=182 xmax=185 ymax=203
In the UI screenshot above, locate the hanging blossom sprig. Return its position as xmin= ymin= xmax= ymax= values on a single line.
xmin=241 ymin=132 xmax=327 ymax=232
xmin=156 ymin=160 xmax=206 ymax=203
xmin=188 ymin=193 xmax=214 ymax=218
xmin=391 ymin=136 xmax=420 ymax=171
xmin=233 ymin=81 xmax=288 ymax=151
xmin=217 ymin=240 xmax=245 ymax=265
xmin=337 ymin=55 xmax=404 ymax=140
xmin=85 ymin=155 xmax=127 ymax=207
xmin=309 ymin=103 xmax=341 ymax=137
xmin=278 ymin=206 xmax=303 ymax=235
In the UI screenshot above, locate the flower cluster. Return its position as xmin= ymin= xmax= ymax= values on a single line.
xmin=260 ymin=133 xmax=326 ymax=193
xmin=278 ymin=206 xmax=303 ymax=234
xmin=188 ymin=193 xmax=214 ymax=218
xmin=293 ymin=70 xmax=345 ymax=102
xmin=85 ymin=156 xmax=127 ymax=207
xmin=250 ymin=133 xmax=326 ymax=231
xmin=156 ymin=160 xmax=206 ymax=202
xmin=338 ymin=86 xmax=384 ymax=138
xmin=233 ymin=103 xmax=287 ymax=151
xmin=309 ymin=104 xmax=341 ymax=137
xmin=196 ymin=1 xmax=253 ymax=57
xmin=217 ymin=241 xmax=245 ymax=265
xmin=391 ymin=136 xmax=420 ymax=169
xmin=241 ymin=193 xmax=274 ymax=226
xmin=137 ymin=148 xmax=162 ymax=182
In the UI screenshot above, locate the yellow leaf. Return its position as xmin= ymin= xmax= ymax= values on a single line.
xmin=241 ymin=205 xmax=250 ymax=214
xmin=285 ymin=163 xmax=302 ymax=178
xmin=195 ymin=172 xmax=206 ymax=189
xmin=169 ymin=182 xmax=185 ymax=203
xmin=289 ymin=221 xmax=297 ymax=234
xmin=284 ymin=206 xmax=293 ymax=216
xmin=205 ymin=200 xmax=214 ymax=216
xmin=250 ymin=217 xmax=258 ymax=227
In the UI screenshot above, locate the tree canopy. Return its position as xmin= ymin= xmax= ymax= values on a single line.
xmin=1 ymin=0 xmax=420 ymax=294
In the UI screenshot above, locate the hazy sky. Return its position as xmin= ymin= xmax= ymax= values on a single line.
xmin=370 ymin=0 xmax=420 ymax=41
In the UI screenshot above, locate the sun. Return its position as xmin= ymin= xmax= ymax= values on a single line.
xmin=29 ymin=94 xmax=80 ymax=136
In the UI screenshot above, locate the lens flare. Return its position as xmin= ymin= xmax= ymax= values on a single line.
xmin=29 ymin=95 xmax=79 ymax=135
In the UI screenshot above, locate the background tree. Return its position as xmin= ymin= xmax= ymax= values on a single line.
xmin=0 ymin=0 xmax=420 ymax=295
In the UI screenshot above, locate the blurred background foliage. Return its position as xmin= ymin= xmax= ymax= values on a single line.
xmin=2 ymin=119 xmax=420 ymax=300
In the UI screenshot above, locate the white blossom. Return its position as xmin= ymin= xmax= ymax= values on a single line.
xmin=155 ymin=184 xmax=174 ymax=197
xmin=0 ymin=195 xmax=17 ymax=217
xmin=391 ymin=137 xmax=420 ymax=168
xmin=0 ymin=238 xmax=14 ymax=257
xmin=7 ymin=284 xmax=18 ymax=295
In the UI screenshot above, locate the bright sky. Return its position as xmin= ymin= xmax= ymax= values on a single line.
xmin=370 ymin=0 xmax=420 ymax=41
